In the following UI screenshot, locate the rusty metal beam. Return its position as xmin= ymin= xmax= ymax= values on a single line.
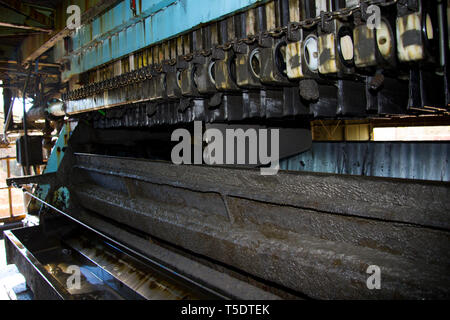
xmin=0 ymin=67 xmax=60 ymax=78
xmin=0 ymin=22 xmax=52 ymax=33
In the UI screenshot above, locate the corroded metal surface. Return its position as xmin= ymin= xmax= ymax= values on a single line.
xmin=73 ymin=153 xmax=450 ymax=229
xmin=66 ymin=153 xmax=450 ymax=299
xmin=66 ymin=236 xmax=209 ymax=300
xmin=4 ymin=225 xmax=220 ymax=300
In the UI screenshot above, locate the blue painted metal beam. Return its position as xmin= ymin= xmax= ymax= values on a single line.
xmin=60 ymin=0 xmax=266 ymax=80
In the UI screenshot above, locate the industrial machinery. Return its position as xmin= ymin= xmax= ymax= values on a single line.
xmin=1 ymin=0 xmax=449 ymax=299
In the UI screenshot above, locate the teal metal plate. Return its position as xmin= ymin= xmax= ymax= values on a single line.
xmin=60 ymin=0 xmax=266 ymax=80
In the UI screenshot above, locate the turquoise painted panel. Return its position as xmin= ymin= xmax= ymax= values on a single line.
xmin=62 ymin=0 xmax=265 ymax=80
xmin=35 ymin=123 xmax=75 ymax=203
xmin=44 ymin=123 xmax=71 ymax=174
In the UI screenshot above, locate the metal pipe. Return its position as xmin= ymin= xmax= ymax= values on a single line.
xmin=25 ymin=106 xmax=46 ymax=122
xmin=6 ymin=158 xmax=13 ymax=217
xmin=26 ymin=101 xmax=66 ymax=122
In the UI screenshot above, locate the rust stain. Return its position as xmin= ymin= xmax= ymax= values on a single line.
xmin=56 ymin=147 xmax=62 ymax=164
xmin=333 ymin=259 xmax=342 ymax=267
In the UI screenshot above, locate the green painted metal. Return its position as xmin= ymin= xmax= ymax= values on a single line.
xmin=32 ymin=122 xmax=75 ymax=211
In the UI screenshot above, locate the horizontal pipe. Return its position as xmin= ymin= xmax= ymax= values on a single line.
xmin=46 ymin=101 xmax=66 ymax=117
